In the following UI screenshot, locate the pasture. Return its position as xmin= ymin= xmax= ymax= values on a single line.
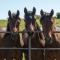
xmin=0 ymin=18 xmax=60 ymax=30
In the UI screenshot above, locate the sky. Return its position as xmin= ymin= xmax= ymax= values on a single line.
xmin=0 ymin=0 xmax=60 ymax=19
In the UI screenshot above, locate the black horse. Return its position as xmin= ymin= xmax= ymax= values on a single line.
xmin=0 ymin=10 xmax=23 ymax=60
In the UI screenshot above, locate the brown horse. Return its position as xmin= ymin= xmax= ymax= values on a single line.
xmin=0 ymin=10 xmax=21 ymax=47
xmin=40 ymin=9 xmax=60 ymax=60
xmin=40 ymin=9 xmax=60 ymax=48
xmin=0 ymin=10 xmax=23 ymax=60
xmin=23 ymin=7 xmax=44 ymax=48
xmin=45 ymin=49 xmax=60 ymax=60
xmin=22 ymin=7 xmax=44 ymax=60
xmin=31 ymin=50 xmax=44 ymax=60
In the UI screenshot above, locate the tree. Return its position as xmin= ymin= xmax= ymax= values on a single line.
xmin=56 ymin=12 xmax=60 ymax=19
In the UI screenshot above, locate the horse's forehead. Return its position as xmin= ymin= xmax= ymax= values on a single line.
xmin=27 ymin=11 xmax=32 ymax=15
xmin=25 ymin=11 xmax=33 ymax=20
xmin=45 ymin=12 xmax=50 ymax=16
xmin=11 ymin=13 xmax=16 ymax=17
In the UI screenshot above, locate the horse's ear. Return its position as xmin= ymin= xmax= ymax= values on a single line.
xmin=16 ymin=10 xmax=20 ymax=17
xmin=8 ymin=10 xmax=11 ymax=17
xmin=50 ymin=9 xmax=54 ymax=17
xmin=32 ymin=7 xmax=36 ymax=15
xmin=24 ymin=7 xmax=27 ymax=14
xmin=40 ymin=9 xmax=44 ymax=16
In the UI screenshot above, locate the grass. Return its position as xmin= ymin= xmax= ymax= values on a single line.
xmin=55 ymin=19 xmax=60 ymax=26
xmin=0 ymin=18 xmax=60 ymax=29
xmin=0 ymin=20 xmax=7 ymax=27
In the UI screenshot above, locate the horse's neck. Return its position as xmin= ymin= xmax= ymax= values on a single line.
xmin=43 ymin=27 xmax=56 ymax=41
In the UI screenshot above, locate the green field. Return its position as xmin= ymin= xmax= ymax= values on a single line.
xmin=0 ymin=18 xmax=60 ymax=31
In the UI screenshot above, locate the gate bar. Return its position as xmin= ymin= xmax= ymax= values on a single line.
xmin=0 ymin=31 xmax=60 ymax=33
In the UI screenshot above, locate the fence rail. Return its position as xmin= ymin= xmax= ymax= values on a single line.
xmin=0 ymin=31 xmax=60 ymax=33
xmin=0 ymin=48 xmax=60 ymax=50
xmin=0 ymin=31 xmax=60 ymax=60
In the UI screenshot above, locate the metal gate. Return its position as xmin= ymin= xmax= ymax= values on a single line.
xmin=0 ymin=31 xmax=60 ymax=60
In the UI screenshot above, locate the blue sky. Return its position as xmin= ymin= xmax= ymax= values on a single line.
xmin=0 ymin=0 xmax=60 ymax=19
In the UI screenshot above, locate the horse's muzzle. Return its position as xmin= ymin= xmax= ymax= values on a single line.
xmin=13 ymin=27 xmax=18 ymax=32
xmin=30 ymin=24 xmax=35 ymax=32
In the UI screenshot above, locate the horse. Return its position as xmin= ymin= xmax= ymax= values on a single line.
xmin=0 ymin=10 xmax=23 ymax=60
xmin=40 ymin=9 xmax=60 ymax=48
xmin=22 ymin=7 xmax=44 ymax=60
xmin=23 ymin=7 xmax=44 ymax=48
xmin=45 ymin=49 xmax=60 ymax=60
xmin=31 ymin=50 xmax=44 ymax=60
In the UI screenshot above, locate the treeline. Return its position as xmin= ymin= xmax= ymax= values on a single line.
xmin=56 ymin=12 xmax=60 ymax=19
xmin=35 ymin=12 xmax=60 ymax=19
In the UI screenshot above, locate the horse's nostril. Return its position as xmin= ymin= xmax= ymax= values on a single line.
xmin=30 ymin=24 xmax=35 ymax=32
